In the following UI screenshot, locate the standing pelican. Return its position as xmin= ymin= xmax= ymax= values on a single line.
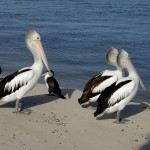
xmin=94 ymin=50 xmax=146 ymax=123
xmin=0 ymin=30 xmax=51 ymax=113
xmin=78 ymin=48 xmax=124 ymax=105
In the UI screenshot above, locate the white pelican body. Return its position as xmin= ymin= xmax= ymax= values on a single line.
xmin=0 ymin=30 xmax=51 ymax=113
xmin=89 ymin=69 xmax=123 ymax=102
xmin=78 ymin=48 xmax=124 ymax=105
xmin=94 ymin=50 xmax=145 ymax=123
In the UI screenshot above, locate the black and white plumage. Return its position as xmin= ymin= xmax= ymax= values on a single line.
xmin=94 ymin=50 xmax=146 ymax=123
xmin=78 ymin=48 xmax=124 ymax=105
xmin=43 ymin=71 xmax=66 ymax=99
xmin=0 ymin=30 xmax=51 ymax=113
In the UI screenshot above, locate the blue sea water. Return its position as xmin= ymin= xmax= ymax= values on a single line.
xmin=0 ymin=0 xmax=149 ymax=102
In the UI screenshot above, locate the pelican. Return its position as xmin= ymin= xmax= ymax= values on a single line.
xmin=78 ymin=48 xmax=124 ymax=105
xmin=0 ymin=30 xmax=51 ymax=113
xmin=94 ymin=50 xmax=146 ymax=123
xmin=42 ymin=70 xmax=66 ymax=99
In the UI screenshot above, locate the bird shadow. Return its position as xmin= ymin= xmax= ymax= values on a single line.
xmin=139 ymin=141 xmax=150 ymax=150
xmin=139 ymin=139 xmax=150 ymax=150
xmin=0 ymin=88 xmax=75 ymax=109
xmin=61 ymin=88 xmax=75 ymax=99
xmin=96 ymin=102 xmax=150 ymax=122
xmin=138 ymin=134 xmax=150 ymax=150
xmin=81 ymin=102 xmax=98 ymax=108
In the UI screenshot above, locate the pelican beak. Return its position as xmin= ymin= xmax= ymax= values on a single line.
xmin=33 ymin=39 xmax=50 ymax=72
xmin=128 ymin=58 xmax=146 ymax=90
xmin=137 ymin=72 xmax=146 ymax=90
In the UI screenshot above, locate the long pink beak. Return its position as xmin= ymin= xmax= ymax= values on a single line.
xmin=33 ymin=39 xmax=50 ymax=72
xmin=128 ymin=58 xmax=146 ymax=90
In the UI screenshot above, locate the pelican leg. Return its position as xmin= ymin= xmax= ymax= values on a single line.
xmin=13 ymin=99 xmax=22 ymax=113
xmin=13 ymin=99 xmax=31 ymax=115
xmin=116 ymin=110 xmax=122 ymax=123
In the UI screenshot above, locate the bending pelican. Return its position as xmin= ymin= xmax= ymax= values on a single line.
xmin=0 ymin=30 xmax=51 ymax=113
xmin=94 ymin=50 xmax=146 ymax=123
xmin=78 ymin=48 xmax=124 ymax=105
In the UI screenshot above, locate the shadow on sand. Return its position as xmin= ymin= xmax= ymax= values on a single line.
xmin=139 ymin=141 xmax=150 ymax=150
xmin=95 ymin=102 xmax=150 ymax=122
xmin=0 ymin=88 xmax=75 ymax=110
xmin=139 ymin=134 xmax=150 ymax=150
xmin=81 ymin=102 xmax=98 ymax=108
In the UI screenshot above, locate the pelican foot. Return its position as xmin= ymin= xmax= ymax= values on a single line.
xmin=114 ymin=118 xmax=127 ymax=124
xmin=12 ymin=101 xmax=23 ymax=113
xmin=20 ymin=109 xmax=32 ymax=115
xmin=12 ymin=109 xmax=32 ymax=115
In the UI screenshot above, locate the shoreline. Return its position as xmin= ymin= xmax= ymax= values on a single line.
xmin=0 ymin=83 xmax=149 ymax=150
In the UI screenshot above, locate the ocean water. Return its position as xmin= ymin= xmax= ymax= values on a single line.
xmin=0 ymin=0 xmax=149 ymax=102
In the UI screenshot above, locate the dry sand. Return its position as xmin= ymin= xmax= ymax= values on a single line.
xmin=0 ymin=83 xmax=149 ymax=150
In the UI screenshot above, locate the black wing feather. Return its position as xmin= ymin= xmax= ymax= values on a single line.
xmin=94 ymin=80 xmax=132 ymax=116
xmin=78 ymin=74 xmax=112 ymax=104
xmin=0 ymin=69 xmax=32 ymax=99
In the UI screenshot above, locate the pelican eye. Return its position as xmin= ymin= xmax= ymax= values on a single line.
xmin=37 ymin=37 xmax=40 ymax=40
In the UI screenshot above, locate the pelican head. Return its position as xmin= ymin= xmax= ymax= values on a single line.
xmin=25 ymin=30 xmax=50 ymax=72
xmin=117 ymin=50 xmax=146 ymax=90
xmin=117 ymin=50 xmax=129 ymax=69
xmin=105 ymin=47 xmax=119 ymax=67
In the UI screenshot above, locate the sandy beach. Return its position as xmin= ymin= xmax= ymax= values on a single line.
xmin=0 ymin=83 xmax=149 ymax=150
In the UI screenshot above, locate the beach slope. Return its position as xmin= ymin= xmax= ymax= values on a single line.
xmin=0 ymin=84 xmax=149 ymax=150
